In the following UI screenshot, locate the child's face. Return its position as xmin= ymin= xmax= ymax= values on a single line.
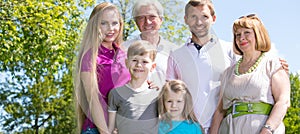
xmin=126 ymin=53 xmax=156 ymax=81
xmin=164 ymin=90 xmax=185 ymax=121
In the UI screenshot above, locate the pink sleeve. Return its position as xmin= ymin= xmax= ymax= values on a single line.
xmin=166 ymin=51 xmax=178 ymax=80
xmin=81 ymin=50 xmax=92 ymax=72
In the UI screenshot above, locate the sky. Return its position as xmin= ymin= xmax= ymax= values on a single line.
xmin=212 ymin=0 xmax=300 ymax=74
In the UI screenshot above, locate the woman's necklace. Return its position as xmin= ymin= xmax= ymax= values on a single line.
xmin=235 ymin=52 xmax=265 ymax=76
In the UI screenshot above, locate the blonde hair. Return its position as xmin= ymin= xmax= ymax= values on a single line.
xmin=158 ymin=80 xmax=199 ymax=130
xmin=74 ymin=2 xmax=123 ymax=132
xmin=233 ymin=14 xmax=271 ymax=55
xmin=127 ymin=40 xmax=157 ymax=61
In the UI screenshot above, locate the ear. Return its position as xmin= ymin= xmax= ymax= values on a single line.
xmin=125 ymin=59 xmax=129 ymax=68
xmin=184 ymin=15 xmax=188 ymax=24
xmin=150 ymin=62 xmax=156 ymax=72
xmin=212 ymin=15 xmax=217 ymax=24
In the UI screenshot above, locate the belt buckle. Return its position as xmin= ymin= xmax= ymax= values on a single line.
xmin=247 ymin=103 xmax=253 ymax=112
xmin=232 ymin=103 xmax=240 ymax=115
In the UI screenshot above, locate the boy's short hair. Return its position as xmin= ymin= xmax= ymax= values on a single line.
xmin=127 ymin=40 xmax=157 ymax=61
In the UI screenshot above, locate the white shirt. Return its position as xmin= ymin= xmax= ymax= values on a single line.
xmin=167 ymin=35 xmax=237 ymax=129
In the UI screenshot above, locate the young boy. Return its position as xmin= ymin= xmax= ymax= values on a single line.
xmin=108 ymin=40 xmax=160 ymax=133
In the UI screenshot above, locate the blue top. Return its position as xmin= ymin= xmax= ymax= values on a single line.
xmin=159 ymin=120 xmax=203 ymax=134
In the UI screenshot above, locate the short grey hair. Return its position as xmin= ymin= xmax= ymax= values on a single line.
xmin=132 ymin=0 xmax=164 ymax=18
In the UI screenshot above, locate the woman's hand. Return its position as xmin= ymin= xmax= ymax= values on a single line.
xmin=147 ymin=80 xmax=160 ymax=90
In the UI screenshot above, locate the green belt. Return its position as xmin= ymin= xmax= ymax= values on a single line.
xmin=226 ymin=102 xmax=273 ymax=118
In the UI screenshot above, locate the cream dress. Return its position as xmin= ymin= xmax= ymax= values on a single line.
xmin=218 ymin=54 xmax=285 ymax=134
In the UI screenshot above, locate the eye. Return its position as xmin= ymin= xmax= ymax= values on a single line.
xmin=136 ymin=16 xmax=145 ymax=21
xmin=202 ymin=15 xmax=209 ymax=19
xmin=100 ymin=22 xmax=106 ymax=25
xmin=191 ymin=15 xmax=197 ymax=19
xmin=112 ymin=21 xmax=119 ymax=26
xmin=244 ymin=31 xmax=251 ymax=35
xmin=235 ymin=33 xmax=241 ymax=38
xmin=166 ymin=100 xmax=172 ymax=103
xmin=143 ymin=60 xmax=149 ymax=64
xmin=149 ymin=15 xmax=157 ymax=20
xmin=177 ymin=100 xmax=183 ymax=103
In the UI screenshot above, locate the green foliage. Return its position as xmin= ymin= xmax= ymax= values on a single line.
xmin=284 ymin=74 xmax=300 ymax=134
xmin=0 ymin=0 xmax=91 ymax=133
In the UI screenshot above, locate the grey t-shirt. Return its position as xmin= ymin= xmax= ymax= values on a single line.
xmin=108 ymin=84 xmax=160 ymax=133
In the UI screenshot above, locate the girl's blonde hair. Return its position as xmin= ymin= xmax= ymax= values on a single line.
xmin=74 ymin=2 xmax=123 ymax=132
xmin=158 ymin=80 xmax=199 ymax=129
xmin=233 ymin=14 xmax=271 ymax=55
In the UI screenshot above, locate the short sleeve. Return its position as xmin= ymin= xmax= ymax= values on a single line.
xmin=266 ymin=56 xmax=282 ymax=78
xmin=108 ymin=89 xmax=117 ymax=112
xmin=81 ymin=49 xmax=92 ymax=72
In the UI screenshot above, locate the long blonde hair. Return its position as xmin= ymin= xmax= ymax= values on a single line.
xmin=74 ymin=2 xmax=123 ymax=132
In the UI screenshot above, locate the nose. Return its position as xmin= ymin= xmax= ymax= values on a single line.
xmin=145 ymin=17 xmax=152 ymax=24
xmin=239 ymin=34 xmax=246 ymax=41
xmin=196 ymin=18 xmax=203 ymax=25
xmin=135 ymin=61 xmax=142 ymax=67
xmin=108 ymin=24 xmax=113 ymax=30
xmin=171 ymin=102 xmax=177 ymax=107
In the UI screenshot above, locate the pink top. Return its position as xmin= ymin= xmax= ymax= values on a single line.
xmin=81 ymin=43 xmax=130 ymax=131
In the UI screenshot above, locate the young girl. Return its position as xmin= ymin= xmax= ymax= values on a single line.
xmin=158 ymin=80 xmax=203 ymax=134
xmin=74 ymin=2 xmax=130 ymax=134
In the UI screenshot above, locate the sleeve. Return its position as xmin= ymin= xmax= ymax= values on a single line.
xmin=166 ymin=51 xmax=179 ymax=80
xmin=266 ymin=56 xmax=282 ymax=78
xmin=108 ymin=89 xmax=118 ymax=112
xmin=81 ymin=49 xmax=92 ymax=72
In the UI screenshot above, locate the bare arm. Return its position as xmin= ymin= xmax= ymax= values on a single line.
xmin=108 ymin=112 xmax=116 ymax=133
xmin=210 ymin=94 xmax=226 ymax=134
xmin=81 ymin=72 xmax=109 ymax=134
xmin=260 ymin=68 xmax=290 ymax=134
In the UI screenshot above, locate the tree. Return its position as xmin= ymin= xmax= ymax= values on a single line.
xmin=0 ymin=0 xmax=93 ymax=133
xmin=284 ymin=73 xmax=300 ymax=134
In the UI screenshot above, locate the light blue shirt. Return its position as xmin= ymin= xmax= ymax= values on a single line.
xmin=159 ymin=120 xmax=203 ymax=134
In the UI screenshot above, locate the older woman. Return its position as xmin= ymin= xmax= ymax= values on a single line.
xmin=211 ymin=14 xmax=290 ymax=134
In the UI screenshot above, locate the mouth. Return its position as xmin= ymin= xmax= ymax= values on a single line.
xmin=133 ymin=69 xmax=144 ymax=72
xmin=105 ymin=33 xmax=115 ymax=38
xmin=170 ymin=109 xmax=178 ymax=112
xmin=143 ymin=25 xmax=154 ymax=31
xmin=240 ymin=42 xmax=248 ymax=46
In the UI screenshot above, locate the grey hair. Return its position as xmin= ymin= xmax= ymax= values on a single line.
xmin=132 ymin=0 xmax=164 ymax=18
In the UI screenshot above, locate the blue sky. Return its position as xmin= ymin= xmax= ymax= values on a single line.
xmin=212 ymin=0 xmax=300 ymax=74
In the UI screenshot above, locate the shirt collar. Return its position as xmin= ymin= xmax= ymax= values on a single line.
xmin=100 ymin=42 xmax=119 ymax=53
xmin=186 ymin=34 xmax=217 ymax=47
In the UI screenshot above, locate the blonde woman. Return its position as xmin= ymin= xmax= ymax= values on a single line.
xmin=211 ymin=14 xmax=290 ymax=134
xmin=74 ymin=2 xmax=130 ymax=134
